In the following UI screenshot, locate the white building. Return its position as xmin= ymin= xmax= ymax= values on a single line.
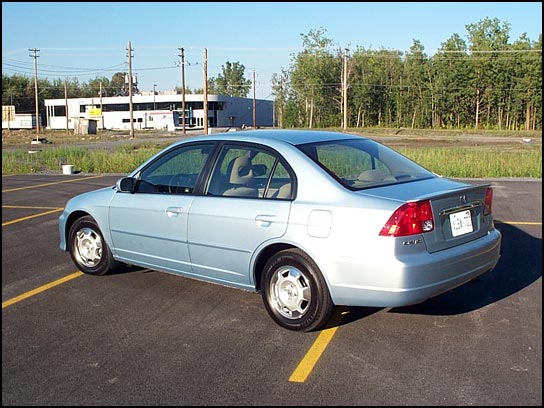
xmin=1 ymin=113 xmax=42 ymax=130
xmin=44 ymin=93 xmax=274 ymax=131
xmin=2 ymin=106 xmax=43 ymax=130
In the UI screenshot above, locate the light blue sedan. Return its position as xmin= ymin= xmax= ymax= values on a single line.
xmin=59 ymin=130 xmax=502 ymax=331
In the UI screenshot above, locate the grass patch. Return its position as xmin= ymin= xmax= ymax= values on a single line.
xmin=397 ymin=146 xmax=541 ymax=178
xmin=1 ymin=128 xmax=542 ymax=178
xmin=2 ymin=145 xmax=165 ymax=174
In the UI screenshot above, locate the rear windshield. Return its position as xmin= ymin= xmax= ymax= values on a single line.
xmin=297 ymin=138 xmax=435 ymax=190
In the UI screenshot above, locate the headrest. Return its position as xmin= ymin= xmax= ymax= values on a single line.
xmin=357 ymin=169 xmax=386 ymax=182
xmin=229 ymin=156 xmax=254 ymax=184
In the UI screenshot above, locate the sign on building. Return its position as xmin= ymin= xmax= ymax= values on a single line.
xmin=2 ymin=105 xmax=15 ymax=122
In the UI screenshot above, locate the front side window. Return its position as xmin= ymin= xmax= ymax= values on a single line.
xmin=205 ymin=144 xmax=293 ymax=199
xmin=135 ymin=143 xmax=214 ymax=194
xmin=298 ymin=138 xmax=435 ymax=190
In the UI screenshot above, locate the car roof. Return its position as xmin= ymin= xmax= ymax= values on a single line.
xmin=182 ymin=129 xmax=366 ymax=146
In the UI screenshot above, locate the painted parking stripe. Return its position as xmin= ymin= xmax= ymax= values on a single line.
xmin=289 ymin=326 xmax=339 ymax=383
xmin=2 ymin=272 xmax=83 ymax=309
xmin=2 ymin=175 xmax=105 ymax=193
xmin=289 ymin=309 xmax=349 ymax=383
xmin=3 ymin=205 xmax=61 ymax=210
xmin=495 ymin=221 xmax=541 ymax=226
xmin=2 ymin=208 xmax=64 ymax=227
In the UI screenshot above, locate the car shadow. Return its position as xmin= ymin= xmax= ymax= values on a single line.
xmin=108 ymin=264 xmax=150 ymax=275
xmin=326 ymin=222 xmax=541 ymax=328
xmin=106 ymin=223 xmax=540 ymax=330
xmin=321 ymin=305 xmax=383 ymax=330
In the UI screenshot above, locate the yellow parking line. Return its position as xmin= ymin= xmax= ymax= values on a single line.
xmin=2 ymin=208 xmax=64 ymax=227
xmin=2 ymin=175 xmax=105 ymax=192
xmin=495 ymin=221 xmax=541 ymax=226
xmin=3 ymin=205 xmax=60 ymax=210
xmin=2 ymin=271 xmax=83 ymax=309
xmin=289 ymin=310 xmax=348 ymax=383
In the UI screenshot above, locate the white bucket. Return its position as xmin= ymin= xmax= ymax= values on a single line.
xmin=62 ymin=164 xmax=75 ymax=175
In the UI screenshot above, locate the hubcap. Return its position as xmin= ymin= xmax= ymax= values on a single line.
xmin=74 ymin=227 xmax=103 ymax=267
xmin=269 ymin=266 xmax=311 ymax=319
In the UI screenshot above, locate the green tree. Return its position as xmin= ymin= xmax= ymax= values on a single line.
xmin=357 ymin=49 xmax=402 ymax=128
xmin=289 ymin=27 xmax=340 ymax=128
xmin=2 ymin=74 xmax=33 ymax=113
xmin=511 ymin=33 xmax=542 ymax=130
xmin=175 ymin=86 xmax=193 ymax=95
xmin=432 ymin=33 xmax=471 ymax=128
xmin=109 ymin=72 xmax=139 ymax=96
xmin=88 ymin=77 xmax=111 ymax=98
xmin=271 ymin=69 xmax=289 ymax=128
xmin=346 ymin=47 xmax=372 ymax=128
xmin=465 ymin=17 xmax=511 ymax=128
xmin=404 ymin=40 xmax=432 ymax=128
xmin=214 ymin=61 xmax=252 ymax=97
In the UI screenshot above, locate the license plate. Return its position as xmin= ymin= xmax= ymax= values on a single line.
xmin=450 ymin=210 xmax=473 ymax=237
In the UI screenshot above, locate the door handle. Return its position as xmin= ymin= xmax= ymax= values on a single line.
xmin=166 ymin=207 xmax=183 ymax=217
xmin=255 ymin=214 xmax=276 ymax=227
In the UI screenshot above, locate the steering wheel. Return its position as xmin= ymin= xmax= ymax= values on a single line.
xmin=168 ymin=174 xmax=191 ymax=194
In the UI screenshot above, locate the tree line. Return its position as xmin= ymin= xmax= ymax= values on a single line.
xmin=2 ymin=17 xmax=541 ymax=131
xmin=274 ymin=18 xmax=541 ymax=131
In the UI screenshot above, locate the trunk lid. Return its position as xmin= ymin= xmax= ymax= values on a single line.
xmin=358 ymin=177 xmax=495 ymax=253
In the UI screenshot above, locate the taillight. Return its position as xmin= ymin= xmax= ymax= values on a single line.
xmin=484 ymin=187 xmax=493 ymax=216
xmin=379 ymin=200 xmax=434 ymax=237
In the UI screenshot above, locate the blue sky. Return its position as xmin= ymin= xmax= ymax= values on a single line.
xmin=2 ymin=2 xmax=542 ymax=100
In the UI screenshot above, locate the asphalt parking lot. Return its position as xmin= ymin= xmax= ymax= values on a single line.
xmin=2 ymin=175 xmax=542 ymax=406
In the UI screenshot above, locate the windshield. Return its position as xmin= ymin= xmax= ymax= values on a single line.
xmin=297 ymin=138 xmax=436 ymax=190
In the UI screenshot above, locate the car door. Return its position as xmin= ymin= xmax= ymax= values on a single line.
xmin=109 ymin=142 xmax=215 ymax=274
xmin=187 ymin=143 xmax=294 ymax=287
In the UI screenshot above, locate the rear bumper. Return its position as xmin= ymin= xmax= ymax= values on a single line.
xmin=328 ymin=229 xmax=502 ymax=307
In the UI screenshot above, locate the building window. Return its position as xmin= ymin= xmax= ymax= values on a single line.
xmin=53 ymin=106 xmax=66 ymax=116
xmin=102 ymin=103 xmax=130 ymax=112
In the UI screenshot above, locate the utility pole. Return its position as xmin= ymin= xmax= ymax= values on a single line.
xmin=99 ymin=81 xmax=104 ymax=129
xmin=127 ymin=41 xmax=134 ymax=138
xmin=7 ymin=89 xmax=12 ymax=131
xmin=29 ymin=48 xmax=40 ymax=138
xmin=64 ymin=79 xmax=69 ymax=133
xmin=253 ymin=70 xmax=256 ymax=128
xmin=203 ymin=48 xmax=208 ymax=135
xmin=272 ymin=99 xmax=275 ymax=128
xmin=153 ymin=84 xmax=157 ymax=110
xmin=343 ymin=48 xmax=349 ymax=131
xmin=278 ymin=76 xmax=283 ymax=128
xmin=178 ymin=47 xmax=186 ymax=135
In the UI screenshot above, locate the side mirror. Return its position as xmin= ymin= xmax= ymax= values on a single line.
xmin=117 ymin=177 xmax=136 ymax=193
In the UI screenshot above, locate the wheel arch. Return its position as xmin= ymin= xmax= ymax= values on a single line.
xmin=63 ymin=210 xmax=91 ymax=248
xmin=63 ymin=210 xmax=116 ymax=256
xmin=253 ymin=243 xmax=302 ymax=291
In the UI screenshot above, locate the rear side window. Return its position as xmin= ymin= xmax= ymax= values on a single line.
xmin=298 ymin=138 xmax=435 ymax=190
xmin=205 ymin=144 xmax=293 ymax=199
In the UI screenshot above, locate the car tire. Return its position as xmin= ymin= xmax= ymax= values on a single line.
xmin=261 ymin=248 xmax=334 ymax=332
xmin=68 ymin=215 xmax=120 ymax=276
